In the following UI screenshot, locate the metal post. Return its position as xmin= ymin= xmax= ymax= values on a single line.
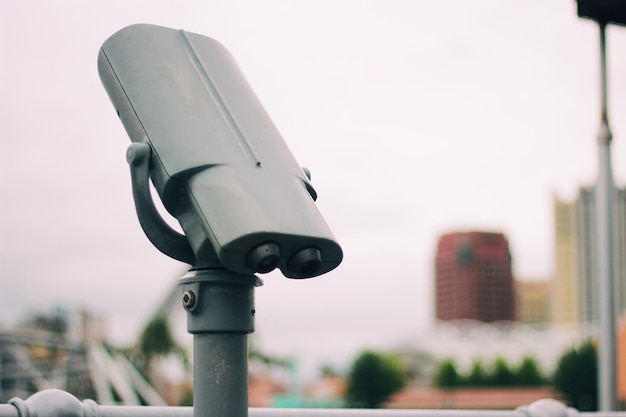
xmin=595 ymin=21 xmax=617 ymax=412
xmin=179 ymin=268 xmax=261 ymax=417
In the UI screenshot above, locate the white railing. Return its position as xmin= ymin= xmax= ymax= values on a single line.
xmin=0 ymin=390 xmax=624 ymax=417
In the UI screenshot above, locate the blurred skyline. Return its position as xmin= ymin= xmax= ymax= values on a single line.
xmin=1 ymin=1 xmax=625 ymax=375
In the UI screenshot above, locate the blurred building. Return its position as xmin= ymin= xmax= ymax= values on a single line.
xmin=248 ymin=373 xmax=288 ymax=407
xmin=386 ymin=386 xmax=560 ymax=410
xmin=435 ymin=231 xmax=516 ymax=323
xmin=0 ymin=308 xmax=166 ymax=406
xmin=515 ymin=280 xmax=550 ymax=324
xmin=552 ymin=197 xmax=580 ymax=324
xmin=303 ymin=371 xmax=346 ymax=408
xmin=552 ymin=185 xmax=626 ymax=326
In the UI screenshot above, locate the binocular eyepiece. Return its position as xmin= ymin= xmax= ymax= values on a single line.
xmin=246 ymin=243 xmax=322 ymax=278
xmin=246 ymin=243 xmax=281 ymax=274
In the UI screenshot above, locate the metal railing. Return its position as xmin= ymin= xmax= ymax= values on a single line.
xmin=0 ymin=390 xmax=624 ymax=417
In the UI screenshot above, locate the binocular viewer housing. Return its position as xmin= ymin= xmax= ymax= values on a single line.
xmin=98 ymin=24 xmax=342 ymax=278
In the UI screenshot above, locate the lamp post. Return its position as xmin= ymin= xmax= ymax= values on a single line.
xmin=576 ymin=0 xmax=625 ymax=410
xmin=595 ymin=20 xmax=617 ymax=412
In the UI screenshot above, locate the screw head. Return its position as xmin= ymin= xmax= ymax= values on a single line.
xmin=182 ymin=290 xmax=196 ymax=310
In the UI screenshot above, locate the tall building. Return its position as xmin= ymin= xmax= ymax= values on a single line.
xmin=435 ymin=231 xmax=516 ymax=323
xmin=551 ymin=197 xmax=579 ymax=325
xmin=552 ymin=185 xmax=626 ymax=325
xmin=516 ymin=280 xmax=550 ymax=324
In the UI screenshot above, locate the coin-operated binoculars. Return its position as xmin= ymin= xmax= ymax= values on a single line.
xmin=98 ymin=24 xmax=342 ymax=417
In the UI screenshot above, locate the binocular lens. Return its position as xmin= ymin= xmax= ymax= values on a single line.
xmin=287 ymin=248 xmax=322 ymax=278
xmin=246 ymin=242 xmax=281 ymax=273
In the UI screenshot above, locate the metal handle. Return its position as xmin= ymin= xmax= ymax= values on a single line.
xmin=126 ymin=142 xmax=196 ymax=264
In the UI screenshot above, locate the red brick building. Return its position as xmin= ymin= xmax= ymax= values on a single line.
xmin=435 ymin=231 xmax=516 ymax=322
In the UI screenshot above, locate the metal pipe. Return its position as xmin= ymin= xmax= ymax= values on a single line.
xmin=179 ymin=268 xmax=260 ymax=417
xmin=193 ymin=333 xmax=249 ymax=417
xmin=595 ymin=21 xmax=617 ymax=412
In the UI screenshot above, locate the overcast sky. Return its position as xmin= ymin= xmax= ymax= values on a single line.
xmin=1 ymin=0 xmax=625 ymax=376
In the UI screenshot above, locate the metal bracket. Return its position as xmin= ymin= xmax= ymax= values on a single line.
xmin=126 ymin=142 xmax=196 ymax=264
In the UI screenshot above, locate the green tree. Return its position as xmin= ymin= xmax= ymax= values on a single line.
xmin=553 ymin=340 xmax=597 ymax=411
xmin=345 ymin=350 xmax=406 ymax=408
xmin=139 ymin=316 xmax=176 ymax=358
xmin=433 ymin=355 xmax=548 ymax=388
xmin=135 ymin=315 xmax=188 ymax=377
xmin=491 ymin=356 xmax=514 ymax=386
xmin=433 ymin=358 xmax=460 ymax=388
xmin=515 ymin=356 xmax=546 ymax=386
xmin=464 ymin=359 xmax=489 ymax=387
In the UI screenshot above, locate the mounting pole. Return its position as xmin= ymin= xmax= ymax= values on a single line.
xmin=180 ymin=268 xmax=262 ymax=417
xmin=595 ymin=20 xmax=617 ymax=412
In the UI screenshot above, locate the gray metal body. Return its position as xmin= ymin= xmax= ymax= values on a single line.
xmin=98 ymin=24 xmax=342 ymax=278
